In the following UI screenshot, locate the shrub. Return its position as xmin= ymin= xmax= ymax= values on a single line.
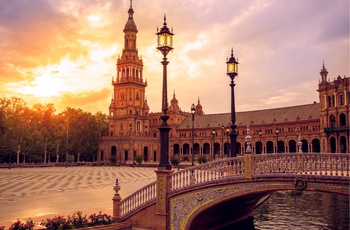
xmin=170 ymin=156 xmax=180 ymax=166
xmin=41 ymin=215 xmax=70 ymax=230
xmin=197 ymin=155 xmax=207 ymax=164
xmin=40 ymin=211 xmax=113 ymax=230
xmin=9 ymin=219 xmax=35 ymax=230
xmin=67 ymin=155 xmax=75 ymax=163
xmin=134 ymin=154 xmax=143 ymax=165
xmin=109 ymin=155 xmax=117 ymax=164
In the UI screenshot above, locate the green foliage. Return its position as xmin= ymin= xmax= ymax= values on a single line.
xmin=67 ymin=154 xmax=75 ymax=163
xmin=40 ymin=211 xmax=113 ymax=230
xmin=8 ymin=219 xmax=35 ymax=230
xmin=134 ymin=154 xmax=143 ymax=165
xmin=109 ymin=155 xmax=117 ymax=164
xmin=197 ymin=155 xmax=207 ymax=164
xmin=170 ymin=156 xmax=180 ymax=166
xmin=0 ymin=96 xmax=109 ymax=164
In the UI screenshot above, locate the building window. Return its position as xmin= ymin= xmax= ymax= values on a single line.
xmin=329 ymin=114 xmax=336 ymax=127
xmin=340 ymin=94 xmax=344 ymax=105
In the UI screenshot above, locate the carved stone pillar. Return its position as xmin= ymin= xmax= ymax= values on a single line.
xmin=156 ymin=170 xmax=174 ymax=215
xmin=112 ymin=178 xmax=122 ymax=221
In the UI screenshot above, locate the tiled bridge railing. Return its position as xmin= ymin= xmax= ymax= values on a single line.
xmin=118 ymin=153 xmax=349 ymax=219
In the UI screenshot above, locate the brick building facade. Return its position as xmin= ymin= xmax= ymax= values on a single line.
xmin=97 ymin=3 xmax=349 ymax=164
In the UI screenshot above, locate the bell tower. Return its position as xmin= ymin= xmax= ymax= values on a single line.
xmin=109 ymin=0 xmax=149 ymax=137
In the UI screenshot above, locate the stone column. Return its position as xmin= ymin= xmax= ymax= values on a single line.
xmin=244 ymin=126 xmax=254 ymax=179
xmin=112 ymin=178 xmax=122 ymax=221
xmin=155 ymin=169 xmax=174 ymax=229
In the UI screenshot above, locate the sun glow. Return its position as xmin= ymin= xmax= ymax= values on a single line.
xmin=9 ymin=58 xmax=77 ymax=97
xmin=87 ymin=14 xmax=101 ymax=27
xmin=19 ymin=75 xmax=67 ymax=97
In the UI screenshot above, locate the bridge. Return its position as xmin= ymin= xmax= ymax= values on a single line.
xmin=111 ymin=153 xmax=349 ymax=230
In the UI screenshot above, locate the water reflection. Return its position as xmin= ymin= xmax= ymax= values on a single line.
xmin=223 ymin=192 xmax=349 ymax=230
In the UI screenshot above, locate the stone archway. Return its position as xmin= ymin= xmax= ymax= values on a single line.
xmin=340 ymin=136 xmax=347 ymax=153
xmin=266 ymin=141 xmax=273 ymax=153
xmin=330 ymin=136 xmax=336 ymax=153
xmin=312 ymin=139 xmax=321 ymax=153
xmin=111 ymin=146 xmax=117 ymax=156
xmin=302 ymin=139 xmax=308 ymax=153
xmin=143 ymin=146 xmax=148 ymax=162
xmin=289 ymin=140 xmax=297 ymax=153
xmin=173 ymin=144 xmax=180 ymax=155
xmin=203 ymin=143 xmax=210 ymax=155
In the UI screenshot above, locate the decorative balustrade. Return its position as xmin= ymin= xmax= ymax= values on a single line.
xmin=118 ymin=153 xmax=349 ymax=219
xmin=254 ymin=153 xmax=349 ymax=177
xmin=119 ymin=181 xmax=156 ymax=218
xmin=171 ymin=157 xmax=245 ymax=191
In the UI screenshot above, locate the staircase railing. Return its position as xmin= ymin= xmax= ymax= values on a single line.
xmin=119 ymin=153 xmax=349 ymax=219
xmin=119 ymin=181 xmax=156 ymax=218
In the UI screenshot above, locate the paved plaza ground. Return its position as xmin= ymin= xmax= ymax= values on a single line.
xmin=0 ymin=166 xmax=157 ymax=228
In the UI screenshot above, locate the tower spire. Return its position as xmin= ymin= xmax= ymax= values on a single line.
xmin=124 ymin=0 xmax=137 ymax=32
xmin=320 ymin=61 xmax=328 ymax=83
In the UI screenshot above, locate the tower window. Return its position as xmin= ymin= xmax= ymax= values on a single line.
xmin=340 ymin=94 xmax=344 ymax=105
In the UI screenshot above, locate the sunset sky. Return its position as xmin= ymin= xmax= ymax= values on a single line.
xmin=0 ymin=0 xmax=349 ymax=115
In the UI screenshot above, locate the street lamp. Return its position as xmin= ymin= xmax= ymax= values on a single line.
xmin=221 ymin=125 xmax=224 ymax=158
xmin=156 ymin=15 xmax=174 ymax=170
xmin=226 ymin=126 xmax=230 ymax=157
xmin=226 ymin=48 xmax=239 ymax=157
xmin=191 ymin=103 xmax=196 ymax=166
xmin=8 ymin=152 xmax=11 ymax=169
xmin=258 ymin=130 xmax=263 ymax=154
xmin=211 ymin=130 xmax=216 ymax=160
xmin=275 ymin=128 xmax=279 ymax=153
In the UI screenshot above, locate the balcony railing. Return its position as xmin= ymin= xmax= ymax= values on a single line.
xmin=324 ymin=126 xmax=350 ymax=132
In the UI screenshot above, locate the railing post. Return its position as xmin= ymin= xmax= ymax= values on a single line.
xmin=112 ymin=178 xmax=122 ymax=221
xmin=244 ymin=154 xmax=254 ymax=178
xmin=244 ymin=125 xmax=254 ymax=178
xmin=156 ymin=169 xmax=174 ymax=223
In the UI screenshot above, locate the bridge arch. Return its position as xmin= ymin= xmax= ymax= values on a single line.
xmin=116 ymin=154 xmax=349 ymax=230
xmin=169 ymin=177 xmax=349 ymax=230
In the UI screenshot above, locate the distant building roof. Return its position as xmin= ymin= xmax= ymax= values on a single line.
xmin=178 ymin=103 xmax=320 ymax=129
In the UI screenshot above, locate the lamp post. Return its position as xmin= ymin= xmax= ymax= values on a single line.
xmin=245 ymin=126 xmax=252 ymax=154
xmin=211 ymin=130 xmax=216 ymax=160
xmin=191 ymin=103 xmax=195 ymax=166
xmin=226 ymin=48 xmax=239 ymax=157
xmin=259 ymin=130 xmax=262 ymax=154
xmin=156 ymin=15 xmax=174 ymax=170
xmin=221 ymin=125 xmax=224 ymax=158
xmin=275 ymin=128 xmax=279 ymax=153
xmin=8 ymin=152 xmax=11 ymax=169
xmin=226 ymin=126 xmax=230 ymax=157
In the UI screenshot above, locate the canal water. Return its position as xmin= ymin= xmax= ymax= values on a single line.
xmin=225 ymin=191 xmax=349 ymax=230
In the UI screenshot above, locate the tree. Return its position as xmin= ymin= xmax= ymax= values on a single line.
xmin=2 ymin=97 xmax=32 ymax=164
xmin=32 ymin=103 xmax=56 ymax=163
xmin=170 ymin=156 xmax=180 ymax=167
xmin=134 ymin=154 xmax=143 ymax=165
xmin=0 ymin=96 xmax=110 ymax=164
xmin=109 ymin=155 xmax=117 ymax=165
xmin=197 ymin=155 xmax=207 ymax=164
